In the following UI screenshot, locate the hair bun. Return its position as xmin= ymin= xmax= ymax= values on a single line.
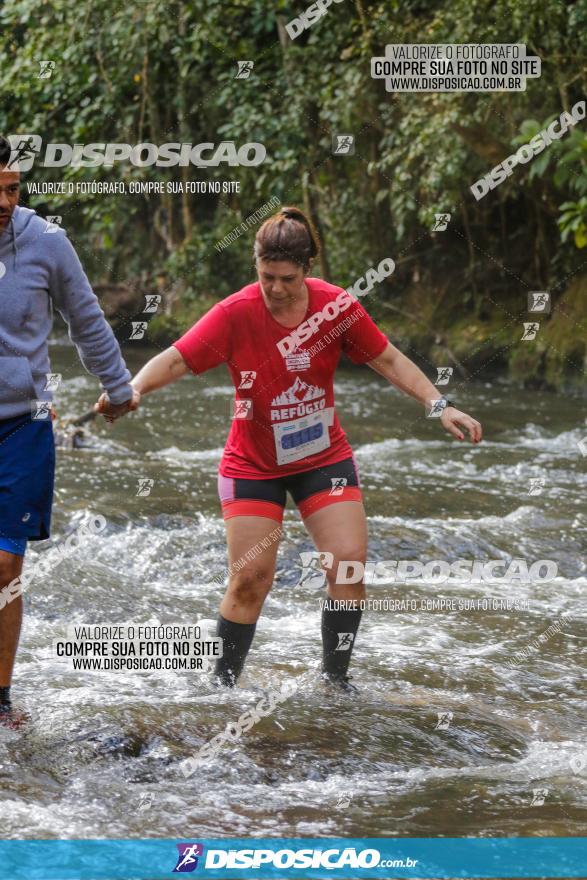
xmin=254 ymin=206 xmax=320 ymax=268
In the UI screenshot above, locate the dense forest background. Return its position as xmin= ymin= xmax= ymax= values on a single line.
xmin=1 ymin=0 xmax=586 ymax=388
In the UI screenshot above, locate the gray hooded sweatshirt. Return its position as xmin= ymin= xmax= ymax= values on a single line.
xmin=0 ymin=205 xmax=132 ymax=419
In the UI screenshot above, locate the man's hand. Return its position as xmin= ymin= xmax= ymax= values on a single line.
xmin=94 ymin=389 xmax=141 ymax=423
xmin=440 ymin=406 xmax=482 ymax=443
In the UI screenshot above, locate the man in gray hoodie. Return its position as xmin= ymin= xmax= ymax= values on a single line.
xmin=0 ymin=135 xmax=139 ymax=717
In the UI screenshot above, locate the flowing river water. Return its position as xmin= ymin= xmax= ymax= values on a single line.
xmin=0 ymin=340 xmax=585 ymax=846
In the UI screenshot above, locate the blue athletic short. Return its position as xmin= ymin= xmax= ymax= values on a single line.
xmin=0 ymin=412 xmax=55 ymax=556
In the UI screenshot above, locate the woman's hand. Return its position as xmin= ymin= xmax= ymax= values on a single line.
xmin=94 ymin=389 xmax=141 ymax=423
xmin=440 ymin=406 xmax=482 ymax=443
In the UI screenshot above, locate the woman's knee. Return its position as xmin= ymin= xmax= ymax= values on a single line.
xmin=228 ymin=568 xmax=274 ymax=607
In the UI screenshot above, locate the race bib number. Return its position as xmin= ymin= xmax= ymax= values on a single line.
xmin=273 ymin=409 xmax=332 ymax=466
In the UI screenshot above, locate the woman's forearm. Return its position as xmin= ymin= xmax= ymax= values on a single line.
xmin=131 ymin=346 xmax=189 ymax=396
xmin=369 ymin=342 xmax=481 ymax=441
xmin=369 ymin=343 xmax=442 ymax=407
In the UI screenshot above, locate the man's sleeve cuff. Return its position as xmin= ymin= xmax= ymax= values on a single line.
xmin=105 ymin=382 xmax=134 ymax=405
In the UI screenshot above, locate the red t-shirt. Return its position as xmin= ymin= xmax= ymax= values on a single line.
xmin=173 ymin=277 xmax=388 ymax=479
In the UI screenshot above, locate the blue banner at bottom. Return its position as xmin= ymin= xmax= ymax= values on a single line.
xmin=0 ymin=837 xmax=585 ymax=879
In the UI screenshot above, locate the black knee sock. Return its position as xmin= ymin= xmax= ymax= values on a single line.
xmin=0 ymin=686 xmax=10 ymax=707
xmin=321 ymin=599 xmax=363 ymax=679
xmin=214 ymin=614 xmax=256 ymax=686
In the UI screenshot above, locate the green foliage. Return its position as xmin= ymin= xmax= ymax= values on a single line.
xmin=1 ymin=0 xmax=587 ymax=384
xmin=558 ymin=199 xmax=587 ymax=248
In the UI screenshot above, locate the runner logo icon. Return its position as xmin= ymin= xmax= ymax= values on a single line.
xmin=435 ymin=711 xmax=453 ymax=729
xmin=432 ymin=213 xmax=451 ymax=231
xmin=44 ymin=373 xmax=62 ymax=391
xmin=233 ymin=399 xmax=253 ymax=419
xmin=143 ymin=294 xmax=162 ymax=313
xmin=528 ymin=291 xmax=550 ymax=313
xmin=136 ymin=478 xmax=154 ymax=497
xmin=522 ymin=322 xmax=539 ymax=340
xmin=333 ymin=134 xmax=355 ymax=155
xmin=44 ymin=216 xmax=62 ymax=233
xmin=335 ymin=632 xmax=354 ymax=651
xmin=173 ymin=843 xmax=204 ymax=873
xmin=435 ymin=367 xmax=453 ymax=385
xmin=297 ymin=551 xmax=333 ymax=588
xmin=130 ymin=321 xmax=148 ymax=340
xmin=38 ymin=60 xmax=55 ymax=79
xmin=427 ymin=398 xmax=448 ymax=418
xmin=235 ymin=60 xmax=254 ymax=79
xmin=238 ymin=371 xmax=257 ymax=389
xmin=32 ymin=401 xmax=52 ymax=420
xmin=7 ymin=134 xmax=42 ymax=171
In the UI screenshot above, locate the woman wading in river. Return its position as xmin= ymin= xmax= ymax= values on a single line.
xmin=96 ymin=207 xmax=482 ymax=690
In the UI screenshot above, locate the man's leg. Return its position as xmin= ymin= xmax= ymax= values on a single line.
xmin=214 ymin=515 xmax=282 ymax=686
xmin=0 ymin=549 xmax=25 ymax=710
xmin=302 ymin=501 xmax=368 ymax=686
